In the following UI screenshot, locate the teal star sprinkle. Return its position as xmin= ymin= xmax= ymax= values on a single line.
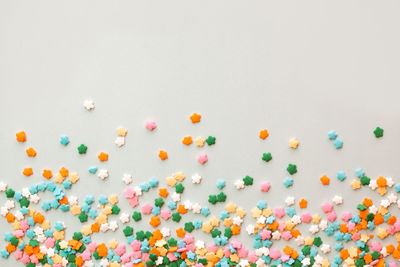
xmin=59 ymin=135 xmax=70 ymax=146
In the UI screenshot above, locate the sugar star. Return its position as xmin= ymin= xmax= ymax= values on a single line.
xmin=191 ymin=173 xmax=202 ymax=184
xmin=122 ymin=174 xmax=133 ymax=185
xmin=115 ymin=136 xmax=125 ymax=147
xmin=98 ymin=169 xmax=109 ymax=180
xmin=83 ymin=100 xmax=95 ymax=110
xmin=289 ymin=137 xmax=299 ymax=149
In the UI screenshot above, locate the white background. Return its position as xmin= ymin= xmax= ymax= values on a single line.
xmin=1 ymin=1 xmax=400 ymax=266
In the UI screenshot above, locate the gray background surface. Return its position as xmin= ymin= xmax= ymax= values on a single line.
xmin=1 ymin=0 xmax=400 ymax=266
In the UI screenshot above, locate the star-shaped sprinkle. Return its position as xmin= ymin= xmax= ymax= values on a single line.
xmin=59 ymin=135 xmax=70 ymax=146
xmin=88 ymin=167 xmax=97 ymax=174
xmin=98 ymin=169 xmax=109 ymax=180
xmin=83 ymin=100 xmax=95 ymax=110
xmin=262 ymin=152 xmax=272 ymax=163
xmin=158 ymin=150 xmax=168 ymax=160
xmin=285 ymin=196 xmax=295 ymax=206
xmin=243 ymin=175 xmax=253 ymax=186
xmin=190 ymin=113 xmax=201 ymax=123
xmin=299 ymin=198 xmax=307 ymax=208
xmin=289 ymin=137 xmax=299 ymax=149
xmin=0 ymin=182 xmax=8 ymax=192
xmin=116 ymin=126 xmax=128 ymax=137
xmin=320 ymin=175 xmax=330 ymax=185
xmin=332 ymin=195 xmax=343 ymax=205
xmin=122 ymin=174 xmax=133 ymax=185
xmin=328 ymin=130 xmax=338 ymax=140
xmin=77 ymin=144 xmax=87 ymax=154
xmin=145 ymin=120 xmax=157 ymax=131
xmin=182 ymin=136 xmax=193 ymax=146
xmin=115 ymin=137 xmax=125 ymax=147
xmin=286 ymin=163 xmax=297 ymax=175
xmin=259 ymin=129 xmax=269 ymax=140
xmin=26 ymin=147 xmax=37 ymax=157
xmin=197 ymin=153 xmax=208 ymax=164
xmin=191 ymin=173 xmax=202 ymax=184
xmin=373 ymin=126 xmax=384 ymax=138
xmin=16 ymin=131 xmax=26 ymax=142
xmin=234 ymin=180 xmax=245 ymax=190
xmin=205 ymin=136 xmax=216 ymax=146
xmin=119 ymin=213 xmax=130 ymax=223
xmin=98 ymin=152 xmax=109 ymax=162
xmin=195 ymin=136 xmax=205 ymax=147
xmin=333 ymin=139 xmax=343 ymax=149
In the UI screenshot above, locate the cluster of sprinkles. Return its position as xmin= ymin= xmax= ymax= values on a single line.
xmin=1 ymin=101 xmax=397 ymax=267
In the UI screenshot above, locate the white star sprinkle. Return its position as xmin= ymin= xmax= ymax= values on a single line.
xmin=115 ymin=136 xmax=125 ymax=147
xmin=234 ymin=180 xmax=245 ymax=189
xmin=83 ymin=100 xmax=95 ymax=110
xmin=0 ymin=182 xmax=7 ymax=192
xmin=120 ymin=213 xmax=130 ymax=224
xmin=285 ymin=196 xmax=295 ymax=206
xmin=98 ymin=169 xmax=109 ymax=180
xmin=122 ymin=174 xmax=133 ymax=185
xmin=191 ymin=173 xmax=202 ymax=184
xmin=332 ymin=195 xmax=343 ymax=205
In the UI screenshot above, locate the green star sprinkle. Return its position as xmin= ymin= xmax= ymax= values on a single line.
xmin=216 ymin=192 xmax=227 ymax=202
xmin=78 ymin=213 xmax=88 ymax=223
xmin=360 ymin=176 xmax=371 ymax=185
xmin=208 ymin=195 xmax=218 ymax=204
xmin=154 ymin=198 xmax=165 ymax=207
xmin=123 ymin=226 xmax=133 ymax=236
xmin=132 ymin=211 xmax=142 ymax=222
xmin=243 ymin=175 xmax=253 ymax=186
xmin=287 ymin=163 xmax=297 ymax=175
xmin=205 ymin=136 xmax=216 ymax=146
xmin=262 ymin=152 xmax=272 ymax=163
xmin=5 ymin=188 xmax=15 ymax=198
xmin=175 ymin=183 xmax=184 ymax=193
xmin=373 ymin=126 xmax=384 ymax=138
xmin=77 ymin=144 xmax=88 ymax=154
xmin=172 ymin=212 xmax=182 ymax=222
xmin=313 ymin=237 xmax=322 ymax=247
xmin=184 ymin=222 xmax=195 ymax=232
xmin=224 ymin=228 xmax=232 ymax=238
xmin=211 ymin=228 xmax=221 ymax=238
xmin=111 ymin=205 xmax=120 ymax=214
xmin=19 ymin=197 xmax=30 ymax=208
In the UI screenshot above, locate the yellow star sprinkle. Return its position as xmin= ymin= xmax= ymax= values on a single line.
xmin=289 ymin=137 xmax=299 ymax=149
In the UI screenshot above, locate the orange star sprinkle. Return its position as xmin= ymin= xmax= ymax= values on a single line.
xmin=16 ymin=131 xmax=26 ymax=142
xmin=158 ymin=150 xmax=168 ymax=160
xmin=176 ymin=228 xmax=186 ymax=238
xmin=182 ymin=136 xmax=193 ymax=146
xmin=259 ymin=129 xmax=269 ymax=140
xmin=98 ymin=152 xmax=109 ymax=162
xmin=159 ymin=188 xmax=169 ymax=198
xmin=149 ymin=216 xmax=161 ymax=228
xmin=299 ymin=198 xmax=308 ymax=209
xmin=42 ymin=169 xmax=53 ymax=179
xmin=376 ymin=176 xmax=387 ymax=188
xmin=320 ymin=175 xmax=330 ymax=185
xmin=177 ymin=204 xmax=188 ymax=214
xmin=190 ymin=113 xmax=201 ymax=123
xmin=231 ymin=225 xmax=241 ymax=235
xmin=59 ymin=167 xmax=69 ymax=178
xmin=26 ymin=147 xmax=37 ymax=157
xmin=23 ymin=168 xmax=33 ymax=176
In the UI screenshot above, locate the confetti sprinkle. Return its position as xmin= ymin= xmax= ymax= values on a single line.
xmin=374 ymin=126 xmax=384 ymax=138
xmin=259 ymin=129 xmax=269 ymax=140
xmin=190 ymin=113 xmax=201 ymax=123
xmin=83 ymin=100 xmax=95 ymax=110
